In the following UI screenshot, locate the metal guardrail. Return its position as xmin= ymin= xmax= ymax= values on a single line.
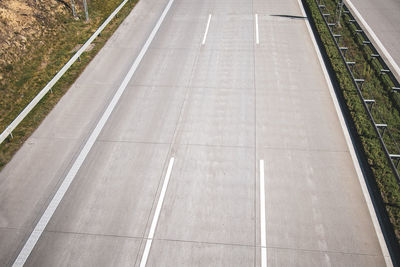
xmin=0 ymin=0 xmax=130 ymax=145
xmin=315 ymin=0 xmax=400 ymax=186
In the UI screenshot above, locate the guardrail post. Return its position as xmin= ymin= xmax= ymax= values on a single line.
xmin=391 ymin=155 xmax=400 ymax=169
xmin=339 ymin=46 xmax=348 ymax=57
xmin=6 ymin=126 xmax=13 ymax=139
xmin=346 ymin=61 xmax=356 ymax=71
xmin=376 ymin=124 xmax=388 ymax=136
xmin=354 ymin=78 xmax=365 ymax=90
xmin=333 ymin=34 xmax=341 ymax=43
xmin=364 ymin=99 xmax=375 ymax=112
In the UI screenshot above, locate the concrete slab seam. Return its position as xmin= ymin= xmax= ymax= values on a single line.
xmin=11 ymin=0 xmax=176 ymax=265
xmin=296 ymin=0 xmax=392 ymax=266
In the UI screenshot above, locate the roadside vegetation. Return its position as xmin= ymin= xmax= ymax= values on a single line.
xmin=0 ymin=0 xmax=138 ymax=170
xmin=303 ymin=0 xmax=400 ymax=248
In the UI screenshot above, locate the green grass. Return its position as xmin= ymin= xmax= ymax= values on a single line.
xmin=304 ymin=0 xmax=400 ymax=246
xmin=0 ymin=0 xmax=138 ymax=170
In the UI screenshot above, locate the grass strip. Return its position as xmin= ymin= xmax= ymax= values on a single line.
xmin=0 ymin=0 xmax=138 ymax=170
xmin=303 ymin=0 xmax=400 ymax=253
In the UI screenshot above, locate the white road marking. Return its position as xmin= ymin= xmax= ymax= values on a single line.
xmin=12 ymin=0 xmax=176 ymax=265
xmin=255 ymin=14 xmax=260 ymax=45
xmin=345 ymin=0 xmax=400 ymax=79
xmin=260 ymin=160 xmax=267 ymax=267
xmin=295 ymin=0 xmax=392 ymax=266
xmin=202 ymin=14 xmax=212 ymax=45
xmin=140 ymin=157 xmax=175 ymax=267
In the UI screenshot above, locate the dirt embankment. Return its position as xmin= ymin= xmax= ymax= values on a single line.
xmin=0 ymin=0 xmax=70 ymax=71
xmin=0 ymin=0 xmax=138 ymax=171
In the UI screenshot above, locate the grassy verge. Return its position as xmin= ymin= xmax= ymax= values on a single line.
xmin=303 ymin=0 xmax=400 ymax=250
xmin=0 ymin=0 xmax=138 ymax=170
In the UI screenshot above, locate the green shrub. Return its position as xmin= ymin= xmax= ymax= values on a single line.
xmin=304 ymin=0 xmax=400 ymax=247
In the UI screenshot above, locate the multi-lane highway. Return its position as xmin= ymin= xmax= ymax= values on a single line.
xmin=346 ymin=0 xmax=400 ymax=79
xmin=0 ymin=0 xmax=392 ymax=266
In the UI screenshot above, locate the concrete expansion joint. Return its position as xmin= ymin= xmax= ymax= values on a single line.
xmin=177 ymin=143 xmax=255 ymax=150
xmin=26 ymin=136 xmax=82 ymax=142
xmin=262 ymin=146 xmax=350 ymax=153
xmin=151 ymin=237 xmax=257 ymax=249
xmin=125 ymin=84 xmax=256 ymax=91
xmin=266 ymin=244 xmax=382 ymax=257
xmin=95 ymin=139 xmax=171 ymax=146
xmin=43 ymin=229 xmax=143 ymax=240
xmin=145 ymin=46 xmax=197 ymax=51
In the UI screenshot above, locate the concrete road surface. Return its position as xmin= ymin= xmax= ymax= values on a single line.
xmin=0 ymin=0 xmax=391 ymax=266
xmin=346 ymin=0 xmax=400 ymax=79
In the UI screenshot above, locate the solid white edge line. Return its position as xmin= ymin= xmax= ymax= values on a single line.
xmin=202 ymin=14 xmax=212 ymax=45
xmin=260 ymin=160 xmax=267 ymax=267
xmin=295 ymin=0 xmax=392 ymax=266
xmin=255 ymin=14 xmax=260 ymax=45
xmin=345 ymin=0 xmax=400 ymax=79
xmin=139 ymin=157 xmax=175 ymax=267
xmin=12 ymin=0 xmax=176 ymax=265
